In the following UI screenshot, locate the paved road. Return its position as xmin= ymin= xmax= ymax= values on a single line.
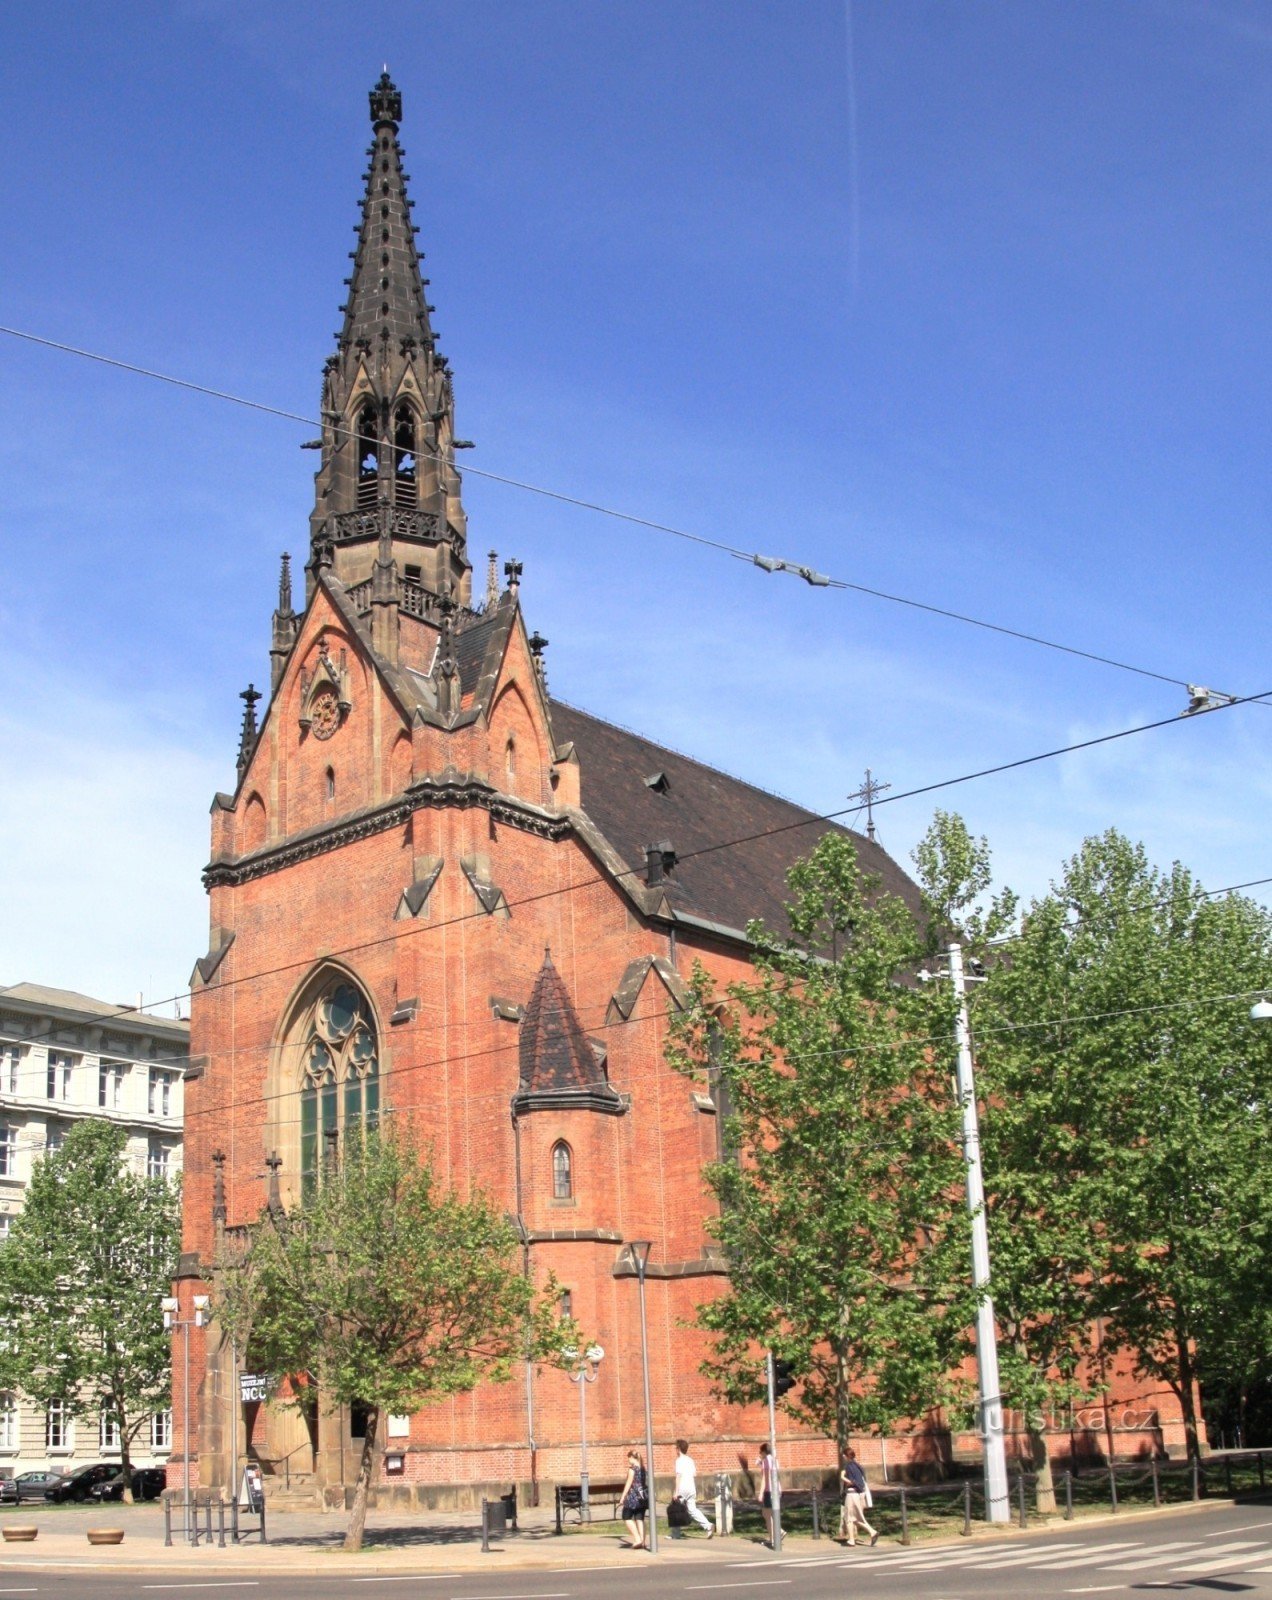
xmin=5 ymin=1501 xmax=1272 ymax=1599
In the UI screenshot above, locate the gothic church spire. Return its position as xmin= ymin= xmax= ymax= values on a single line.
xmin=308 ymin=72 xmax=471 ymax=611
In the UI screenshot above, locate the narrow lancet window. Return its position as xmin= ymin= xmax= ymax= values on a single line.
xmin=552 ymin=1140 xmax=573 ymax=1200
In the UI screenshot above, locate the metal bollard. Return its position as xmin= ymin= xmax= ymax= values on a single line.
xmin=1109 ymin=1466 xmax=1118 ymax=1513
xmin=812 ymin=1487 xmax=821 ymax=1539
xmin=217 ymin=1497 xmax=226 ymax=1548
xmin=1151 ymin=1457 xmax=1160 ymax=1507
xmin=1064 ymin=1470 xmax=1073 ymax=1521
xmin=899 ymin=1485 xmax=910 ymax=1546
xmin=554 ymin=1485 xmax=563 ymax=1537
xmin=164 ymin=1496 xmax=172 ymax=1548
xmin=714 ymin=1472 xmax=733 ymax=1536
xmin=962 ymin=1480 xmax=971 ymax=1536
xmin=1017 ymin=1473 xmax=1027 ymax=1529
xmin=1192 ymin=1456 xmax=1201 ymax=1502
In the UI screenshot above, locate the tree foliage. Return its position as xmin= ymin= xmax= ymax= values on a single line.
xmin=215 ymin=1125 xmax=569 ymax=1550
xmin=668 ymin=831 xmax=976 ymax=1452
xmin=0 ymin=1119 xmax=181 ymax=1502
xmin=972 ymin=830 xmax=1272 ymax=1460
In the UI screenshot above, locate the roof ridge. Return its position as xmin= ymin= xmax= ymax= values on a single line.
xmin=551 ymin=697 xmax=868 ymax=842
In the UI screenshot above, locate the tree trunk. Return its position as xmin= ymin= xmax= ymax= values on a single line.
xmin=118 ymin=1410 xmax=134 ymax=1506
xmin=1176 ymin=1322 xmax=1202 ymax=1463
xmin=343 ymin=1404 xmax=380 ymax=1552
xmin=1028 ymin=1418 xmax=1056 ymax=1514
xmin=833 ymin=1336 xmax=851 ymax=1460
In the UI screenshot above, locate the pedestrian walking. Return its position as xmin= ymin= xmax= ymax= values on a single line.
xmin=758 ymin=1441 xmax=780 ymax=1547
xmin=670 ymin=1439 xmax=714 ymax=1538
xmin=620 ymin=1448 xmax=650 ymax=1549
xmin=839 ymin=1448 xmax=879 ymax=1547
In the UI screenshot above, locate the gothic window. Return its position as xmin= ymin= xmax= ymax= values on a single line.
xmin=325 ymin=767 xmax=336 ymax=801
xmin=551 ymin=1140 xmax=572 ymax=1200
xmin=356 ymin=403 xmax=379 ymax=511
xmin=505 ymin=738 xmax=516 ymax=785
xmin=393 ymin=405 xmax=417 ymax=508
xmin=300 ymin=978 xmax=380 ymax=1196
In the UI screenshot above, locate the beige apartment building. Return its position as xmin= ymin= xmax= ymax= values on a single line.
xmin=0 ymin=983 xmax=188 ymax=1475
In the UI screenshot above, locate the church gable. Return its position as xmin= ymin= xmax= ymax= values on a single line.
xmin=229 ymin=584 xmax=414 ymax=855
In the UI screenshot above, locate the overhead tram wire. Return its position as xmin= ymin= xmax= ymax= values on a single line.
xmin=0 ymin=324 xmax=1223 ymax=697
xmin=0 ymin=689 xmax=1266 ymax=1076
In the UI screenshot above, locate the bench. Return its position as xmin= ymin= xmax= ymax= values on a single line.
xmin=554 ymin=1480 xmax=629 ymax=1531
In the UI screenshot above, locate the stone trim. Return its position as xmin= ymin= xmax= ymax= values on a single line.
xmin=611 ymin=1249 xmax=730 ymax=1280
xmin=511 ymin=1088 xmax=626 ymax=1117
xmin=203 ymin=781 xmax=570 ymax=889
xmin=526 ymin=1228 xmax=623 ymax=1245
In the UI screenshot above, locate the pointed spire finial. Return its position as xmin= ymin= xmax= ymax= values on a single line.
xmin=847 ymin=767 xmax=891 ymax=843
xmin=211 ymin=1149 xmax=227 ymax=1226
xmin=277 ymin=552 xmax=293 ymax=616
xmin=237 ymin=684 xmax=262 ymax=778
xmin=486 ymin=550 xmax=499 ymax=608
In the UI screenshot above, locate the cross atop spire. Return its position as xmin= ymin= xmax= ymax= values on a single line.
xmin=369 ymin=69 xmax=402 ymax=127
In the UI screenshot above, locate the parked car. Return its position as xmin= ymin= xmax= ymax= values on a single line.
xmin=44 ymin=1463 xmax=120 ymax=1502
xmin=13 ymin=1470 xmax=65 ymax=1502
xmin=89 ymin=1466 xmax=167 ymax=1503
xmin=0 ymin=1473 xmax=17 ymax=1505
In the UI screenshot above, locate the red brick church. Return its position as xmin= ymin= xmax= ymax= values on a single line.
xmin=176 ymin=74 xmax=1182 ymax=1507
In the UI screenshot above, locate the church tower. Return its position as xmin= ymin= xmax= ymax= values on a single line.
xmin=308 ymin=71 xmax=471 ymax=619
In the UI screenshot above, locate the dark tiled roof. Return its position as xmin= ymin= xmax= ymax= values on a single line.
xmin=455 ymin=607 xmax=510 ymax=700
xmin=549 ymin=701 xmax=920 ymax=940
xmin=518 ymin=951 xmax=619 ymax=1099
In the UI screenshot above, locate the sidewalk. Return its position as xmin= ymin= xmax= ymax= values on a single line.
xmin=0 ymin=1493 xmax=1232 ymax=1577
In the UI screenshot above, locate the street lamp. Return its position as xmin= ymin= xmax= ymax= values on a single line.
xmin=563 ymin=1344 xmax=604 ymax=1518
xmin=623 ymin=1241 xmax=658 ymax=1554
xmin=1250 ymin=994 xmax=1272 ymax=1022
xmin=162 ymin=1291 xmax=210 ymax=1544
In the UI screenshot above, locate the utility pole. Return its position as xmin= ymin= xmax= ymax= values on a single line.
xmin=948 ymin=942 xmax=1010 ymax=1523
xmin=766 ymin=1351 xmax=782 ymax=1552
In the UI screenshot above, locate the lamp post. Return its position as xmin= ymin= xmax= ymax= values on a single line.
xmin=623 ymin=1241 xmax=658 ymax=1554
xmin=162 ymin=1292 xmax=209 ymax=1544
xmin=564 ymin=1344 xmax=604 ymax=1518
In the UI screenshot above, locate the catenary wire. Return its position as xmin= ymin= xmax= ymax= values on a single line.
xmin=0 ymin=324 xmax=1217 ymax=692
xmin=0 ymin=693 xmax=1266 ymax=1072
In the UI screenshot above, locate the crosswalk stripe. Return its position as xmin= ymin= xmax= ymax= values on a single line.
xmin=1104 ymin=1541 xmax=1208 ymax=1569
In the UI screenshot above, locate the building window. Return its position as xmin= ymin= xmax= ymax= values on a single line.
xmin=325 ymin=767 xmax=336 ymax=801
xmin=560 ymin=1288 xmax=573 ymax=1320
xmin=297 ymin=978 xmax=380 ymax=1197
xmin=551 ymin=1141 xmax=572 ymax=1200
xmin=0 ymin=1392 xmax=16 ymax=1451
xmin=44 ymin=1123 xmax=66 ymax=1155
xmin=505 ymin=738 xmax=516 ymax=783
xmin=99 ymin=1062 xmax=125 ymax=1110
xmin=46 ymin=1051 xmax=74 ymax=1101
xmin=0 ymin=1215 xmax=11 ymax=1245
xmin=46 ymin=1400 xmax=71 ymax=1452
xmin=148 ymin=1069 xmax=173 ymax=1117
xmin=147 ymin=1141 xmax=170 ymax=1180
xmin=0 ymin=1126 xmax=15 ymax=1178
xmin=100 ymin=1410 xmax=121 ymax=1452
xmin=151 ymin=1409 xmax=172 ymax=1451
xmin=0 ymin=1044 xmax=19 ymax=1095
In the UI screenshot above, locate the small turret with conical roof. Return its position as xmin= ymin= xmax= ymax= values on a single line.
xmin=308 ymin=72 xmax=471 ymax=611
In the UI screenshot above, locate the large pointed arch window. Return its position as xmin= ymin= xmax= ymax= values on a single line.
xmin=299 ymin=978 xmax=379 ymax=1195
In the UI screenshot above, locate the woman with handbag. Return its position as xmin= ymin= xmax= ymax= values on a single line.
xmin=839 ymin=1448 xmax=879 ymax=1546
xmin=620 ymin=1448 xmax=650 ymax=1549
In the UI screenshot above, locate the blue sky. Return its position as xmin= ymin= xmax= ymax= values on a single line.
xmin=1 ymin=0 xmax=1269 ymax=1008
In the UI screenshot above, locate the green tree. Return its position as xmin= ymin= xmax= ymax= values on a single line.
xmin=215 ymin=1125 xmax=569 ymax=1551
xmin=974 ymin=831 xmax=1272 ymax=1463
xmin=0 ymin=1119 xmax=181 ymax=1503
xmin=668 ymin=830 xmax=975 ymax=1455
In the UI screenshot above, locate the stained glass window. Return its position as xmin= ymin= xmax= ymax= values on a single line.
xmin=300 ymin=979 xmax=379 ymax=1196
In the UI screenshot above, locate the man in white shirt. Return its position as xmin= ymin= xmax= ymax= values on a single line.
xmin=673 ymin=1438 xmax=714 ymax=1537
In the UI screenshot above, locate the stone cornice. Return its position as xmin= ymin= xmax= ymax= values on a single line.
xmin=203 ymin=776 xmax=571 ymax=889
